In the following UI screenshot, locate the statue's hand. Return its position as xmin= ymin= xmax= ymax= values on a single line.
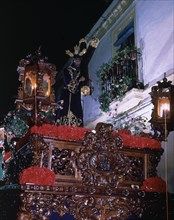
xmin=89 ymin=37 xmax=100 ymax=48
xmin=79 ymin=76 xmax=85 ymax=82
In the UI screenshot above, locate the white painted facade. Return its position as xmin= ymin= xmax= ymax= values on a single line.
xmin=82 ymin=0 xmax=174 ymax=193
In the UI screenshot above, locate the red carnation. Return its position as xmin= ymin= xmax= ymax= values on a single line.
xmin=19 ymin=166 xmax=56 ymax=186
xmin=141 ymin=176 xmax=166 ymax=192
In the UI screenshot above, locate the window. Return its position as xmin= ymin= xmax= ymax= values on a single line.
xmin=98 ymin=9 xmax=141 ymax=112
xmin=114 ymin=20 xmax=134 ymax=49
xmin=111 ymin=9 xmax=138 ymax=89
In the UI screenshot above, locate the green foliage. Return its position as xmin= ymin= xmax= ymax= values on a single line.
xmin=3 ymin=110 xmax=30 ymax=138
xmin=97 ymin=46 xmax=142 ymax=112
xmin=107 ymin=111 xmax=149 ymax=135
xmin=99 ymin=91 xmax=112 ymax=112
xmin=38 ymin=110 xmax=56 ymax=124
xmin=99 ymin=75 xmax=132 ymax=112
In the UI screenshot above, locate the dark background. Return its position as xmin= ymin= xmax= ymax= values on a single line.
xmin=0 ymin=0 xmax=112 ymax=121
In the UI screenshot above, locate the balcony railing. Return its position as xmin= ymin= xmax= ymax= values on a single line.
xmin=97 ymin=46 xmax=143 ymax=112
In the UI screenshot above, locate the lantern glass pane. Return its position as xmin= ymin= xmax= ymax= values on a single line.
xmin=24 ymin=71 xmax=36 ymax=96
xmin=43 ymin=73 xmax=50 ymax=96
xmin=158 ymin=97 xmax=170 ymax=118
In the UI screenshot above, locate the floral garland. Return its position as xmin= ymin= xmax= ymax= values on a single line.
xmin=114 ymin=130 xmax=161 ymax=149
xmin=28 ymin=124 xmax=161 ymax=149
xmin=19 ymin=166 xmax=55 ymax=185
xmin=141 ymin=176 xmax=166 ymax=192
xmin=30 ymin=124 xmax=91 ymax=141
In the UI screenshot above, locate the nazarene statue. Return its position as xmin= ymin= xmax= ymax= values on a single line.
xmin=56 ymin=37 xmax=99 ymax=126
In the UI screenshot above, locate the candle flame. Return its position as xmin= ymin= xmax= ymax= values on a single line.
xmin=160 ymin=103 xmax=170 ymax=117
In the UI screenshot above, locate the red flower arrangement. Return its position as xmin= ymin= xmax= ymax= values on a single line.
xmin=114 ymin=130 xmax=161 ymax=149
xmin=30 ymin=124 xmax=91 ymax=141
xmin=19 ymin=166 xmax=55 ymax=186
xmin=141 ymin=176 xmax=166 ymax=192
xmin=28 ymin=125 xmax=161 ymax=149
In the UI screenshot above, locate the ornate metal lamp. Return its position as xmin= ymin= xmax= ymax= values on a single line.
xmin=16 ymin=48 xmax=57 ymax=125
xmin=150 ymin=73 xmax=174 ymax=141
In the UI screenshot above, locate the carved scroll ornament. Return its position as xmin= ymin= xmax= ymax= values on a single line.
xmin=77 ymin=123 xmax=132 ymax=187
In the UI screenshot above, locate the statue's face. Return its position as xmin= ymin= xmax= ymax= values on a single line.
xmin=73 ymin=57 xmax=81 ymax=68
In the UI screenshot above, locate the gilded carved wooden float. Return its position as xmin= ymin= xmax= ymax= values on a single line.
xmin=11 ymin=122 xmax=166 ymax=220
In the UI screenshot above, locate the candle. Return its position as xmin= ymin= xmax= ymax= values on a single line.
xmin=160 ymin=103 xmax=170 ymax=118
xmin=40 ymin=151 xmax=43 ymax=167
xmin=34 ymin=83 xmax=37 ymax=124
xmin=46 ymin=91 xmax=49 ymax=96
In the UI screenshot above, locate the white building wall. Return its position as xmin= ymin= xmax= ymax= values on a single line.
xmin=83 ymin=0 xmax=174 ymax=192
xmin=82 ymin=31 xmax=113 ymax=125
xmin=157 ymin=131 xmax=174 ymax=193
xmin=135 ymin=0 xmax=174 ymax=193
xmin=136 ymin=0 xmax=174 ymax=84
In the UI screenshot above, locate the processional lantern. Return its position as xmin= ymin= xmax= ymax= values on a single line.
xmin=150 ymin=73 xmax=174 ymax=141
xmin=15 ymin=48 xmax=57 ymax=125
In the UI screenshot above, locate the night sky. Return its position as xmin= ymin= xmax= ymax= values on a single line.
xmin=0 ymin=0 xmax=112 ymax=121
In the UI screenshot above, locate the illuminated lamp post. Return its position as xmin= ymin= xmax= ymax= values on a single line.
xmin=150 ymin=73 xmax=174 ymax=141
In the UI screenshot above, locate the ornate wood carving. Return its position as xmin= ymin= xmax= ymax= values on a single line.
xmin=17 ymin=191 xmax=68 ymax=220
xmin=51 ymin=148 xmax=75 ymax=176
xmin=15 ymin=122 xmax=165 ymax=219
xmin=30 ymin=134 xmax=49 ymax=167
xmin=77 ymin=123 xmax=131 ymax=187
xmin=148 ymin=150 xmax=163 ymax=177
xmin=18 ymin=185 xmax=166 ymax=220
xmin=124 ymin=156 xmax=144 ymax=182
